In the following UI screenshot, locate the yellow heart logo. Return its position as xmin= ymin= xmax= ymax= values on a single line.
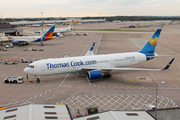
xmin=149 ymin=37 xmax=158 ymax=46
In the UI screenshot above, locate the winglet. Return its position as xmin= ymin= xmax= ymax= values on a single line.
xmin=85 ymin=42 xmax=95 ymax=56
xmin=163 ymin=58 xmax=175 ymax=70
xmin=89 ymin=42 xmax=95 ymax=51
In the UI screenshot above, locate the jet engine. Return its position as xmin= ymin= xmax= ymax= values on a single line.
xmin=59 ymin=34 xmax=64 ymax=38
xmin=86 ymin=70 xmax=102 ymax=80
xmin=56 ymin=33 xmax=64 ymax=38
xmin=12 ymin=41 xmax=19 ymax=45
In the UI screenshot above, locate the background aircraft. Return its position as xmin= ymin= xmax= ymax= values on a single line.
xmin=45 ymin=22 xmax=56 ymax=26
xmin=40 ymin=22 xmax=73 ymax=37
xmin=12 ymin=26 xmax=55 ymax=45
xmin=62 ymin=20 xmax=77 ymax=25
xmin=53 ymin=23 xmax=73 ymax=37
xmin=30 ymin=21 xmax=44 ymax=27
xmin=24 ymin=29 xmax=175 ymax=83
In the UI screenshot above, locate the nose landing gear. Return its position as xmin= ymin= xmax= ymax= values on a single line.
xmin=35 ymin=76 xmax=40 ymax=83
xmin=37 ymin=78 xmax=40 ymax=83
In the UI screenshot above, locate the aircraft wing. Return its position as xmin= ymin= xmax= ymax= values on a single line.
xmin=82 ymin=58 xmax=175 ymax=71
xmin=82 ymin=67 xmax=162 ymax=71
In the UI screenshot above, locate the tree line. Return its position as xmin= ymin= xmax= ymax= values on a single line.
xmin=82 ymin=16 xmax=180 ymax=22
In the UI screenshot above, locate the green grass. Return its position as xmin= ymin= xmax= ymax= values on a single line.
xmin=72 ymin=29 xmax=154 ymax=32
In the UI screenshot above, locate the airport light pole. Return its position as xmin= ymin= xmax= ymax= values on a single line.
xmin=124 ymin=14 xmax=125 ymax=26
xmin=41 ymin=12 xmax=43 ymax=33
xmin=155 ymin=81 xmax=165 ymax=119
xmin=99 ymin=13 xmax=101 ymax=29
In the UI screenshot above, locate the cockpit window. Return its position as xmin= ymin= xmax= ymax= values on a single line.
xmin=28 ymin=65 xmax=34 ymax=68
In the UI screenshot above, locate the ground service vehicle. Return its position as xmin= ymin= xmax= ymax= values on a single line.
xmin=21 ymin=58 xmax=28 ymax=63
xmin=4 ymin=76 xmax=24 ymax=83
xmin=3 ymin=58 xmax=18 ymax=64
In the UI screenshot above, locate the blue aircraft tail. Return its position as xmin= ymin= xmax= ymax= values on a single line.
xmin=43 ymin=26 xmax=55 ymax=38
xmin=139 ymin=29 xmax=161 ymax=54
xmin=40 ymin=21 xmax=44 ymax=26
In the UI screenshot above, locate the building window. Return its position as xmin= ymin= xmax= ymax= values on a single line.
xmin=4 ymin=115 xmax=16 ymax=119
xmin=44 ymin=106 xmax=55 ymax=108
xmin=87 ymin=116 xmax=100 ymax=120
xmin=126 ymin=113 xmax=139 ymax=116
xmin=44 ymin=112 xmax=57 ymax=115
xmin=45 ymin=116 xmax=58 ymax=119
xmin=6 ymin=108 xmax=17 ymax=113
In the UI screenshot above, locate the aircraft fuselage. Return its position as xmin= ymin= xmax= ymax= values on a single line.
xmin=24 ymin=52 xmax=147 ymax=76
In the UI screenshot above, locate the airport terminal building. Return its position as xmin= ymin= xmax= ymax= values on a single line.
xmin=0 ymin=22 xmax=22 ymax=36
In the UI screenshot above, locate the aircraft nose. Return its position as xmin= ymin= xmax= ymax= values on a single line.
xmin=24 ymin=67 xmax=32 ymax=74
xmin=24 ymin=67 xmax=30 ymax=74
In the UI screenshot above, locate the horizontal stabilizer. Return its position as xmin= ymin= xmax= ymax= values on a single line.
xmin=147 ymin=55 xmax=176 ymax=58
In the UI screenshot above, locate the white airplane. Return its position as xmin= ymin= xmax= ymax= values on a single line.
xmin=12 ymin=26 xmax=55 ymax=45
xmin=53 ymin=23 xmax=73 ymax=37
xmin=45 ymin=22 xmax=56 ymax=26
xmin=38 ymin=23 xmax=73 ymax=37
xmin=30 ymin=21 xmax=44 ymax=27
xmin=24 ymin=29 xmax=175 ymax=83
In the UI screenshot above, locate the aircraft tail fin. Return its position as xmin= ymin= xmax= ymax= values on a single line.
xmin=73 ymin=20 xmax=77 ymax=25
xmin=67 ymin=21 xmax=73 ymax=31
xmin=85 ymin=42 xmax=95 ymax=56
xmin=67 ymin=23 xmax=72 ymax=28
xmin=40 ymin=21 xmax=44 ymax=26
xmin=43 ymin=26 xmax=55 ymax=40
xmin=139 ymin=29 xmax=161 ymax=54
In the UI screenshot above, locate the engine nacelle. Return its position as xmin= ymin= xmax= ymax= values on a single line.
xmin=59 ymin=34 xmax=64 ymax=38
xmin=56 ymin=33 xmax=60 ymax=36
xmin=86 ymin=70 xmax=102 ymax=80
xmin=12 ymin=41 xmax=19 ymax=45
xmin=56 ymin=33 xmax=64 ymax=38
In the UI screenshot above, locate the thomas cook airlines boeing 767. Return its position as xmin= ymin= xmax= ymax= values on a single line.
xmin=24 ymin=29 xmax=175 ymax=83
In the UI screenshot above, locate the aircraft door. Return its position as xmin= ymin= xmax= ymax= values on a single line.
xmin=41 ymin=64 xmax=46 ymax=71
xmin=137 ymin=54 xmax=141 ymax=63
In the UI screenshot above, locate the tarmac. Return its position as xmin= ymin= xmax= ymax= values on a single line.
xmin=0 ymin=21 xmax=180 ymax=117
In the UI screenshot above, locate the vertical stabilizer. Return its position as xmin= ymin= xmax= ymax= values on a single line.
xmin=43 ymin=26 xmax=55 ymax=40
xmin=139 ymin=29 xmax=161 ymax=54
xmin=73 ymin=20 xmax=77 ymax=25
xmin=40 ymin=21 xmax=44 ymax=26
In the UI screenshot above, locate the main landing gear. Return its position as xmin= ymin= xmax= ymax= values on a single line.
xmin=103 ymin=74 xmax=111 ymax=78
